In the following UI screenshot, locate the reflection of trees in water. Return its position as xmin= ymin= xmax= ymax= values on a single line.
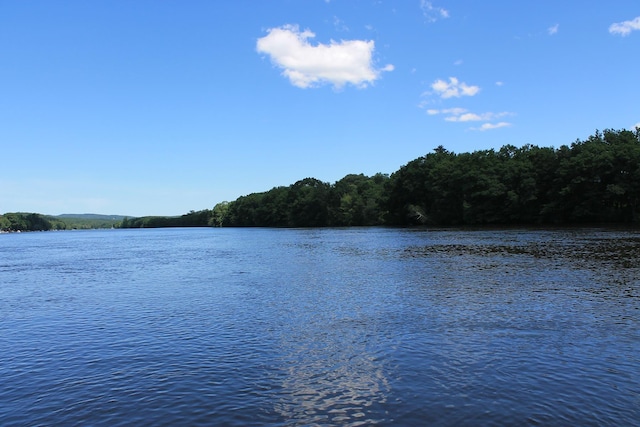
xmin=273 ymin=318 xmax=390 ymax=426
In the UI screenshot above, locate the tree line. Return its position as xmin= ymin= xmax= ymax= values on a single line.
xmin=119 ymin=210 xmax=213 ymax=228
xmin=0 ymin=213 xmax=64 ymax=232
xmin=214 ymin=128 xmax=640 ymax=227
xmin=117 ymin=173 xmax=389 ymax=229
xmin=0 ymin=213 xmax=122 ymax=232
xmin=216 ymin=173 xmax=389 ymax=227
xmin=0 ymin=211 xmax=206 ymax=232
xmin=4 ymin=128 xmax=639 ymax=231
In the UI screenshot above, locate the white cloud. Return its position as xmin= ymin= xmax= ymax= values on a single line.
xmin=609 ymin=16 xmax=640 ymax=36
xmin=495 ymin=81 xmax=504 ymax=86
xmin=548 ymin=24 xmax=559 ymax=35
xmin=445 ymin=113 xmax=482 ymax=122
xmin=434 ymin=109 xmax=512 ymax=122
xmin=431 ymin=77 xmax=480 ymax=98
xmin=426 ymin=107 xmax=468 ymax=116
xmin=256 ymin=25 xmax=393 ymax=89
xmin=421 ymin=78 xmax=512 ymax=130
xmin=634 ymin=122 xmax=640 ymax=130
xmin=420 ymin=0 xmax=449 ymax=23
xmin=474 ymin=122 xmax=511 ymax=131
xmin=444 ymin=107 xmax=468 ymax=116
xmin=426 ymin=108 xmax=513 ymax=129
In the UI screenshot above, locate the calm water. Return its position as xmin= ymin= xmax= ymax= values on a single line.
xmin=1 ymin=227 xmax=638 ymax=426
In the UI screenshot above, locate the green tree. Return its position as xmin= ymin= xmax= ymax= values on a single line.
xmin=287 ymin=178 xmax=331 ymax=227
xmin=0 ymin=215 xmax=11 ymax=231
xmin=329 ymin=174 xmax=388 ymax=226
xmin=210 ymin=202 xmax=230 ymax=227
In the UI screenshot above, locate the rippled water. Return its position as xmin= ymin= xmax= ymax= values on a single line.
xmin=1 ymin=227 xmax=638 ymax=426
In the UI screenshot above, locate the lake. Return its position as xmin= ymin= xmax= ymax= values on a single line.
xmin=1 ymin=227 xmax=638 ymax=426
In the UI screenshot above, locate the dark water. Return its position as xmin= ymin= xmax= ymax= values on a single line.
xmin=1 ymin=227 xmax=638 ymax=426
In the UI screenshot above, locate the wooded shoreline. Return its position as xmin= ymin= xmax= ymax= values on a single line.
xmin=3 ymin=128 xmax=639 ymax=231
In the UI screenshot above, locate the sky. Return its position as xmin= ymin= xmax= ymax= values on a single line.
xmin=1 ymin=0 xmax=639 ymax=217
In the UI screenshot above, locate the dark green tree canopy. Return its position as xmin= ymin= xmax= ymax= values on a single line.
xmin=115 ymin=128 xmax=640 ymax=228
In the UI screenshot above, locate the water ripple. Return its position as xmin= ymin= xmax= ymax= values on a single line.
xmin=1 ymin=228 xmax=638 ymax=426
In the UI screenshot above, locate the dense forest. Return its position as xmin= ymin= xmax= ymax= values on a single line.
xmin=3 ymin=128 xmax=639 ymax=232
xmin=219 ymin=174 xmax=388 ymax=227
xmin=214 ymin=128 xmax=640 ymax=227
xmin=119 ymin=210 xmax=213 ymax=228
xmin=386 ymin=128 xmax=640 ymax=225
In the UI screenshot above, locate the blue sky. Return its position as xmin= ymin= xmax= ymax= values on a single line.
xmin=2 ymin=1 xmax=639 ymax=217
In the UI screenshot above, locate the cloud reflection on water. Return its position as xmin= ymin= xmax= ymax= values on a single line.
xmin=269 ymin=240 xmax=392 ymax=426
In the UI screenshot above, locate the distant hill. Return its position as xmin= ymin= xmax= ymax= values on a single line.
xmin=57 ymin=214 xmax=129 ymax=220
xmin=1 ymin=212 xmax=126 ymax=231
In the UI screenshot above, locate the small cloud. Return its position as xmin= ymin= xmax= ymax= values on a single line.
xmin=609 ymin=16 xmax=640 ymax=36
xmin=421 ymin=79 xmax=513 ymax=130
xmin=495 ymin=81 xmax=504 ymax=86
xmin=454 ymin=59 xmax=463 ymax=66
xmin=256 ymin=25 xmax=393 ymax=89
xmin=445 ymin=113 xmax=482 ymax=122
xmin=431 ymin=77 xmax=480 ymax=99
xmin=426 ymin=107 xmax=468 ymax=116
xmin=473 ymin=122 xmax=512 ymax=131
xmin=333 ymin=16 xmax=349 ymax=32
xmin=443 ymin=107 xmax=468 ymax=116
xmin=417 ymin=99 xmax=431 ymax=109
xmin=427 ymin=108 xmax=513 ymax=129
xmin=443 ymin=110 xmax=512 ymax=122
xmin=548 ymin=24 xmax=559 ymax=35
xmin=420 ymin=0 xmax=449 ymax=23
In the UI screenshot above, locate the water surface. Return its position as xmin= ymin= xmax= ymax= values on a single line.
xmin=1 ymin=227 xmax=638 ymax=426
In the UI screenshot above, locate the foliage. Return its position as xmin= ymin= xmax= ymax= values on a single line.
xmin=331 ymin=173 xmax=389 ymax=226
xmin=119 ymin=210 xmax=213 ymax=228
xmin=4 ymin=128 xmax=639 ymax=231
xmin=224 ymin=175 xmax=389 ymax=227
xmin=222 ymin=128 xmax=639 ymax=227
xmin=0 ymin=213 xmax=123 ymax=232
xmin=0 ymin=213 xmax=63 ymax=232
xmin=384 ymin=128 xmax=640 ymax=225
xmin=55 ymin=215 xmax=123 ymax=229
xmin=210 ymin=202 xmax=230 ymax=227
